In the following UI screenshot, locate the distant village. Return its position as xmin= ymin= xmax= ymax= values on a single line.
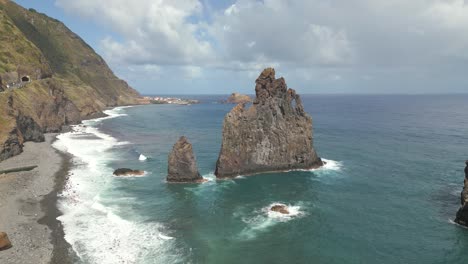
xmin=137 ymin=96 xmax=200 ymax=105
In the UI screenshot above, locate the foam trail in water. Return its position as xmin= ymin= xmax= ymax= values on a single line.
xmin=53 ymin=106 xmax=177 ymax=264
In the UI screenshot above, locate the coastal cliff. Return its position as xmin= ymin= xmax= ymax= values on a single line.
xmin=455 ymin=161 xmax=468 ymax=226
xmin=0 ymin=0 xmax=140 ymax=161
xmin=215 ymin=68 xmax=323 ymax=178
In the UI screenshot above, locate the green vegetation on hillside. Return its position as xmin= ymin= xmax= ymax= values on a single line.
xmin=0 ymin=0 xmax=141 ymax=160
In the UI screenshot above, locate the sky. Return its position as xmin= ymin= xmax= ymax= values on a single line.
xmin=14 ymin=0 xmax=468 ymax=94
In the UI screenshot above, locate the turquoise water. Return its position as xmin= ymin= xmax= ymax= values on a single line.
xmin=56 ymin=95 xmax=468 ymax=264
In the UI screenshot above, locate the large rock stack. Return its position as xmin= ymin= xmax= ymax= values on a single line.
xmin=455 ymin=161 xmax=468 ymax=226
xmin=215 ymin=68 xmax=323 ymax=178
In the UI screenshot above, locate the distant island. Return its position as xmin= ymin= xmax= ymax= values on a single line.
xmin=220 ymin=93 xmax=252 ymax=104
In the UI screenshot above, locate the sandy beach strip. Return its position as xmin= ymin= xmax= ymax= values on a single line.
xmin=0 ymin=134 xmax=74 ymax=264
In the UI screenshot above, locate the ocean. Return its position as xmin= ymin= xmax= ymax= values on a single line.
xmin=53 ymin=94 xmax=468 ymax=264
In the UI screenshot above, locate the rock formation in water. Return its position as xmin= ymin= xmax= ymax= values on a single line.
xmin=0 ymin=232 xmax=12 ymax=251
xmin=224 ymin=93 xmax=252 ymax=104
xmin=113 ymin=168 xmax=145 ymax=176
xmin=270 ymin=204 xmax=290 ymax=215
xmin=215 ymin=68 xmax=323 ymax=178
xmin=167 ymin=136 xmax=203 ymax=183
xmin=455 ymin=161 xmax=468 ymax=226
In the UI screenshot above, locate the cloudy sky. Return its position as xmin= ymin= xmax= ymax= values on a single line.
xmin=16 ymin=0 xmax=468 ymax=94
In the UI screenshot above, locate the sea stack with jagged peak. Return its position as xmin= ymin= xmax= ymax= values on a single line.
xmin=455 ymin=161 xmax=468 ymax=226
xmin=215 ymin=68 xmax=323 ymax=178
xmin=167 ymin=136 xmax=203 ymax=183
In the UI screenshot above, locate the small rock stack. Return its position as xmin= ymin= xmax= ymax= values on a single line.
xmin=167 ymin=136 xmax=203 ymax=183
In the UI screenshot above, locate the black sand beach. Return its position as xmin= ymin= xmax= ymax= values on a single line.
xmin=0 ymin=134 xmax=75 ymax=264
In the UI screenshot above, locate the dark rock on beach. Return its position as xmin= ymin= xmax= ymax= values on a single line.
xmin=215 ymin=68 xmax=323 ymax=178
xmin=113 ymin=168 xmax=145 ymax=176
xmin=455 ymin=161 xmax=468 ymax=226
xmin=0 ymin=232 xmax=12 ymax=251
xmin=167 ymin=136 xmax=203 ymax=183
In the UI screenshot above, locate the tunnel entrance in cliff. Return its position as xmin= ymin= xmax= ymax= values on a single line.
xmin=21 ymin=76 xmax=30 ymax=82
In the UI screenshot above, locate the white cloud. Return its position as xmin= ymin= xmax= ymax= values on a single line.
xmin=55 ymin=0 xmax=468 ymax=93
xmin=56 ymin=0 xmax=214 ymax=66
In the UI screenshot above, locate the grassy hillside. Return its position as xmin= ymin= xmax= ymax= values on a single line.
xmin=0 ymin=0 xmax=141 ymax=160
xmin=0 ymin=6 xmax=51 ymax=80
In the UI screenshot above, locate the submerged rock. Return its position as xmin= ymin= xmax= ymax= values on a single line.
xmin=167 ymin=136 xmax=203 ymax=183
xmin=0 ymin=232 xmax=12 ymax=251
xmin=455 ymin=161 xmax=468 ymax=226
xmin=215 ymin=68 xmax=323 ymax=178
xmin=113 ymin=168 xmax=145 ymax=176
xmin=270 ymin=204 xmax=290 ymax=215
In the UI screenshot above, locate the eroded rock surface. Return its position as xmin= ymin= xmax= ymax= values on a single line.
xmin=167 ymin=136 xmax=202 ymax=183
xmin=455 ymin=161 xmax=468 ymax=226
xmin=215 ymin=68 xmax=323 ymax=178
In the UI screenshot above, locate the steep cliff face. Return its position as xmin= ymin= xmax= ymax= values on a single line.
xmin=215 ymin=68 xmax=323 ymax=178
xmin=455 ymin=161 xmax=468 ymax=226
xmin=0 ymin=0 xmax=140 ymax=161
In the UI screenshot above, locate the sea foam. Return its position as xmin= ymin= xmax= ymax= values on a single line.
xmin=53 ymin=106 xmax=176 ymax=264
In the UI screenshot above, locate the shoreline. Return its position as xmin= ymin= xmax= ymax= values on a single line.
xmin=0 ymin=134 xmax=75 ymax=264
xmin=38 ymin=142 xmax=79 ymax=264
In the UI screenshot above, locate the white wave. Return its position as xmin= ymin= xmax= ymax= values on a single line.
xmin=202 ymin=172 xmax=216 ymax=182
xmin=54 ymin=106 xmax=176 ymax=264
xmin=448 ymin=219 xmax=468 ymax=229
xmin=84 ymin=106 xmax=131 ymax=125
xmin=297 ymin=158 xmax=342 ymax=172
xmin=319 ymin=158 xmax=342 ymax=171
xmin=158 ymin=233 xmax=175 ymax=240
xmin=139 ymin=154 xmax=148 ymax=161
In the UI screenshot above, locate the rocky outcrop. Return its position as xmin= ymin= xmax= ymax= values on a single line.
xmin=0 ymin=129 xmax=22 ymax=161
xmin=113 ymin=168 xmax=145 ymax=176
xmin=0 ymin=232 xmax=12 ymax=251
xmin=215 ymin=68 xmax=323 ymax=178
xmin=35 ymin=80 xmax=82 ymax=133
xmin=455 ymin=161 xmax=468 ymax=226
xmin=224 ymin=93 xmax=252 ymax=104
xmin=167 ymin=136 xmax=203 ymax=183
xmin=270 ymin=204 xmax=290 ymax=214
xmin=16 ymin=114 xmax=44 ymax=142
